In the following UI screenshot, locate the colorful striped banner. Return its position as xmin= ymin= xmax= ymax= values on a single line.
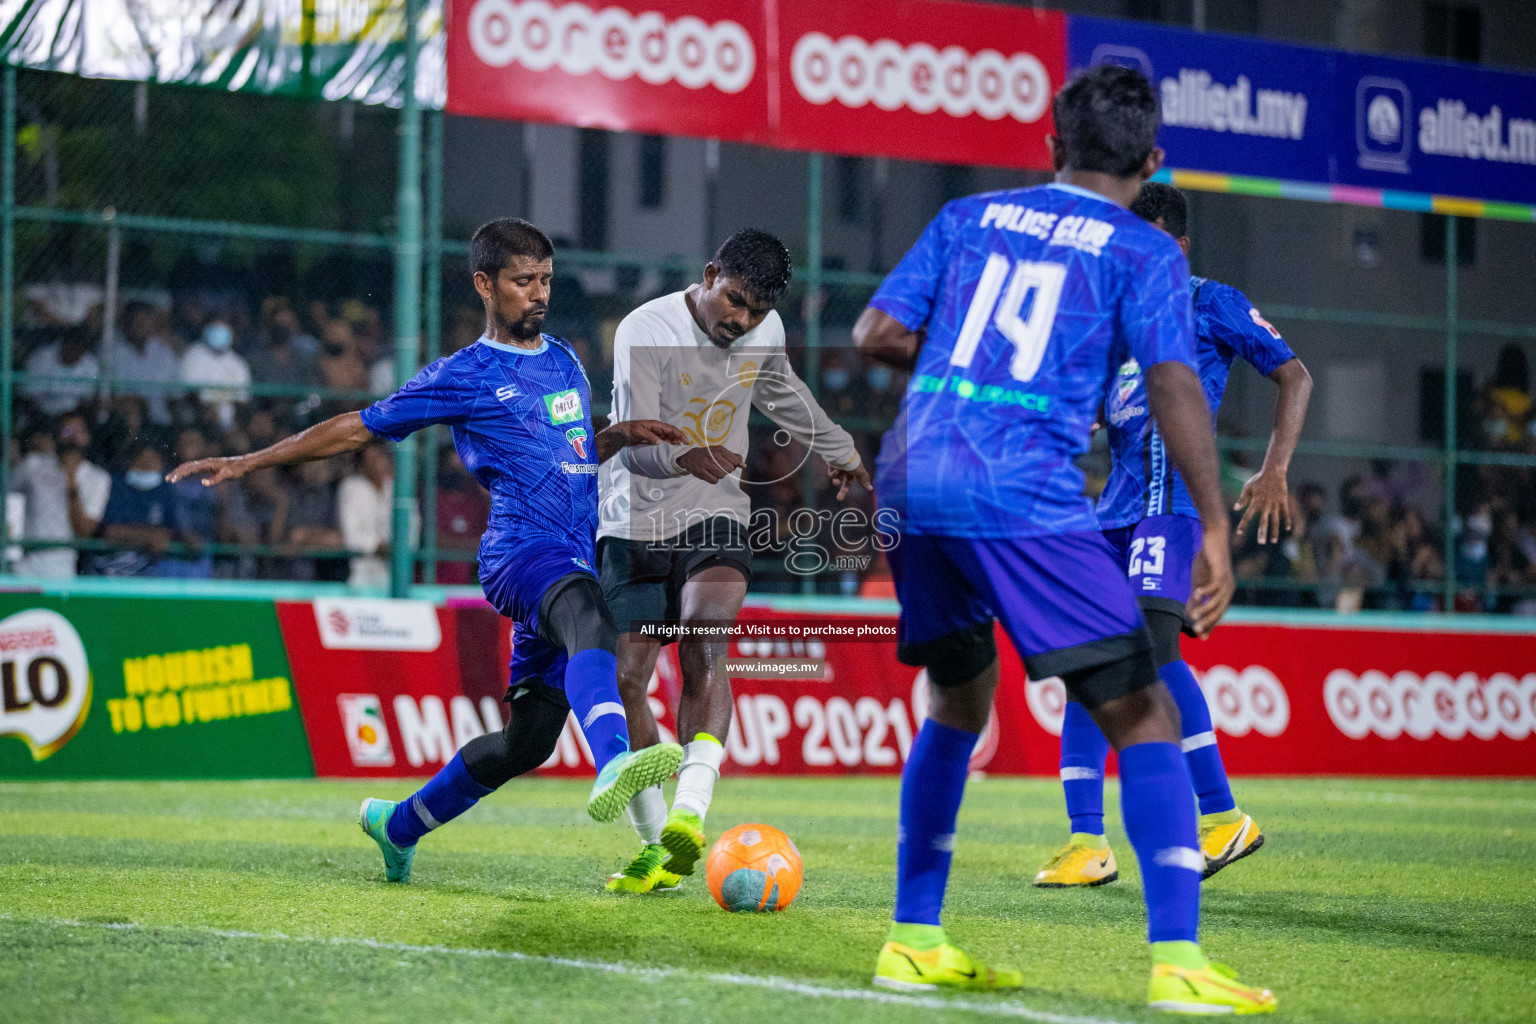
xmin=1152 ymin=167 xmax=1536 ymax=223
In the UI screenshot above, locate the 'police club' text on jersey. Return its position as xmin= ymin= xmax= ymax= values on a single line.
xmin=1097 ymin=278 xmax=1295 ymax=529
xmin=359 ymin=335 xmax=599 ymax=576
xmin=870 ymin=183 xmax=1198 ymax=538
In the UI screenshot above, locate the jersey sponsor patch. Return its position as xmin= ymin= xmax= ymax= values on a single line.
xmin=544 ymin=389 xmax=583 ymax=424
xmin=1249 ymin=307 xmax=1281 ymax=339
xmin=565 ymin=426 xmax=588 ymax=459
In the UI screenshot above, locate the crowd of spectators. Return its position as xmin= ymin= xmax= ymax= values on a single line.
xmin=6 ymin=282 xmax=1534 ymax=614
xmin=8 ymin=290 xmax=464 ymax=585
xmin=1231 ymin=344 xmax=1536 ymax=615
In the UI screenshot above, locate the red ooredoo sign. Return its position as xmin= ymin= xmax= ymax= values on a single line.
xmin=774 ymin=0 xmax=1065 ymax=166
xmin=447 ymin=0 xmax=772 ymax=142
xmin=445 ymin=0 xmax=1067 ymax=168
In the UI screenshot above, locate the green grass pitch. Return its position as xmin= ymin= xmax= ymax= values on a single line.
xmin=1 ymin=775 xmax=1532 ymax=1023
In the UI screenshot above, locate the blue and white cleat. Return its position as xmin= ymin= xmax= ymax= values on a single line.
xmin=359 ymin=797 xmax=417 ymax=883
xmin=587 ymin=743 xmax=684 ymax=823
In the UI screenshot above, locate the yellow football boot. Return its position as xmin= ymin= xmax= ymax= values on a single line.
xmin=1199 ymin=812 xmax=1263 ymax=879
xmin=873 ymin=939 xmax=1023 ymax=992
xmin=1148 ymin=961 xmax=1277 ymax=1015
xmin=1033 ymin=836 xmax=1119 ymax=887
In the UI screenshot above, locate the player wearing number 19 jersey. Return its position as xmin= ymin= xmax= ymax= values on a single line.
xmin=1038 ymin=183 xmax=1311 ymax=892
xmin=854 ymin=66 xmax=1274 ymax=1013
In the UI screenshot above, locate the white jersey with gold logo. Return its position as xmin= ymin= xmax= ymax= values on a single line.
xmin=598 ymin=289 xmax=861 ymax=542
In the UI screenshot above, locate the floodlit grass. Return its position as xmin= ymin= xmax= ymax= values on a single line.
xmin=1 ymin=776 xmax=1532 ymax=1023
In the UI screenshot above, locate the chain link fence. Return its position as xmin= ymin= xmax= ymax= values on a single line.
xmin=5 ymin=67 xmax=1536 ymax=613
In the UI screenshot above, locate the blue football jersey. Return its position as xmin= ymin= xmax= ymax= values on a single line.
xmin=870 ymin=183 xmax=1198 ymax=538
xmin=1097 ymin=278 xmax=1295 ymax=529
xmin=360 ymin=335 xmax=599 ymax=576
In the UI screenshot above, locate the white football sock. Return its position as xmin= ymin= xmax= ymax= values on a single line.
xmin=626 ymin=784 xmax=666 ymax=845
xmin=671 ymin=734 xmax=725 ymax=821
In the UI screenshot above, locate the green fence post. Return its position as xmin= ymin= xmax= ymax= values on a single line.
xmin=1 ymin=66 xmax=14 ymax=542
xmin=1442 ymin=217 xmax=1459 ymax=613
xmin=419 ymin=106 xmax=444 ymax=584
xmin=390 ymin=0 xmax=423 ymax=598
xmin=801 ymin=152 xmax=823 ymax=596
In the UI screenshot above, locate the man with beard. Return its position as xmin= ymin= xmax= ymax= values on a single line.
xmin=169 ymin=219 xmax=688 ymax=881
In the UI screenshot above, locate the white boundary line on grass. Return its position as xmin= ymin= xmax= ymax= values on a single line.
xmin=4 ymin=915 xmax=1137 ymax=1024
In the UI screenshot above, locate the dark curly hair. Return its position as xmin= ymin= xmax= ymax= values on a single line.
xmin=712 ymin=228 xmax=793 ymax=304
xmin=1052 ymin=64 xmax=1160 ymax=178
xmin=1130 ymin=181 xmax=1189 ymax=237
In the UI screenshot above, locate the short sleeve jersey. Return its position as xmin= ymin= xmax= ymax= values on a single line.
xmin=870 ymin=182 xmax=1198 ymax=538
xmin=1097 ymin=278 xmax=1295 ymax=528
xmin=359 ymin=335 xmax=599 ymax=573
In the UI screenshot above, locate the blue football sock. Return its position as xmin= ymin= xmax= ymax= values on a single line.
xmin=1119 ymin=741 xmax=1202 ymax=944
xmin=894 ymin=719 xmax=975 ymax=926
xmin=1059 ymin=700 xmax=1111 ymax=838
xmin=386 ymin=751 xmax=494 ymax=848
xmin=1161 ymin=661 xmax=1236 ymax=817
xmin=563 ymin=648 xmax=630 ymax=774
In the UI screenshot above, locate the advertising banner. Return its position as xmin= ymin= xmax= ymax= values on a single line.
xmin=774 ymin=0 xmax=1065 ymax=167
xmin=1331 ymin=51 xmax=1536 ymax=207
xmin=446 ymin=0 xmax=772 ymax=142
xmin=1065 ymin=18 xmax=1332 ymax=187
xmin=1067 ymin=16 xmax=1536 ymax=208
xmin=0 ymin=595 xmax=312 ymax=778
xmin=0 ymin=0 xmax=445 ymax=107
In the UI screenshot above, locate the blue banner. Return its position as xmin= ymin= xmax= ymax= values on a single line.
xmin=1067 ymin=16 xmax=1536 ymax=208
xmin=1067 ymin=18 xmax=1334 ymax=187
xmin=1333 ymin=52 xmax=1536 ymax=206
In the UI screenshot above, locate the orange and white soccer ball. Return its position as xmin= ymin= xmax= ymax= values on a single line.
xmin=706 ymin=823 xmax=803 ymax=913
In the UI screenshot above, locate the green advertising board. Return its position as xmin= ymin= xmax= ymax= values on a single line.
xmin=0 ymin=595 xmax=314 ymax=778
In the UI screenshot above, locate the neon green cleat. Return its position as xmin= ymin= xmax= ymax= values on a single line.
xmin=659 ymin=809 xmax=706 ymax=877
xmin=872 ymin=940 xmax=1023 ymax=993
xmin=605 ymin=843 xmax=682 ymax=893
xmin=358 ymin=798 xmax=416 ymax=883
xmin=587 ymin=743 xmax=684 ymax=823
xmin=1149 ymin=962 xmax=1277 ymax=1015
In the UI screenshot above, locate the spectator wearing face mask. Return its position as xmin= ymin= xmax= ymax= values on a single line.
xmin=8 ymin=416 xmax=113 ymax=578
xmin=92 ymin=445 xmax=185 ymax=577
xmin=180 ymin=320 xmax=251 ymax=429
xmin=248 ymin=300 xmax=318 ymax=387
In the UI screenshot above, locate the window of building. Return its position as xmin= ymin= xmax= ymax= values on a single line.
xmin=578 ymin=128 xmax=609 ymax=252
xmin=638 ymin=135 xmax=666 ymax=210
xmin=836 ymin=156 xmax=863 ymax=224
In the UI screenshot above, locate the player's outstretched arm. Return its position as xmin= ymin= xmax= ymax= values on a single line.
xmin=596 ymin=419 xmax=688 ymax=464
xmin=166 ymin=412 xmax=375 ymax=487
xmin=1234 ymin=357 xmax=1313 ymax=545
xmin=1145 ymin=361 xmax=1234 ymax=638
xmin=852 ymin=307 xmax=922 ymax=370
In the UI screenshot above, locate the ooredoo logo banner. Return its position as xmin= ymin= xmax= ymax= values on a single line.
xmin=776 ymin=0 xmax=1064 ymax=166
xmin=448 ymin=0 xmax=772 ymax=143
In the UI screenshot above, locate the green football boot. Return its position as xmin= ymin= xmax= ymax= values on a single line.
xmin=587 ymin=743 xmax=684 ymax=823
xmin=359 ymin=797 xmax=416 ymax=883
xmin=659 ymin=809 xmax=707 ymax=877
xmin=605 ymin=843 xmax=682 ymax=894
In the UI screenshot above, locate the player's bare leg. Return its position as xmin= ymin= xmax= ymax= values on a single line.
xmin=662 ymin=564 xmax=748 ymax=876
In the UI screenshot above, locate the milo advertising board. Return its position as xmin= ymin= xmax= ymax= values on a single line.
xmin=0 ymin=595 xmax=314 ymax=778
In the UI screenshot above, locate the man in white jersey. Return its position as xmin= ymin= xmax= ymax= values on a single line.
xmin=599 ymin=229 xmax=870 ymax=892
